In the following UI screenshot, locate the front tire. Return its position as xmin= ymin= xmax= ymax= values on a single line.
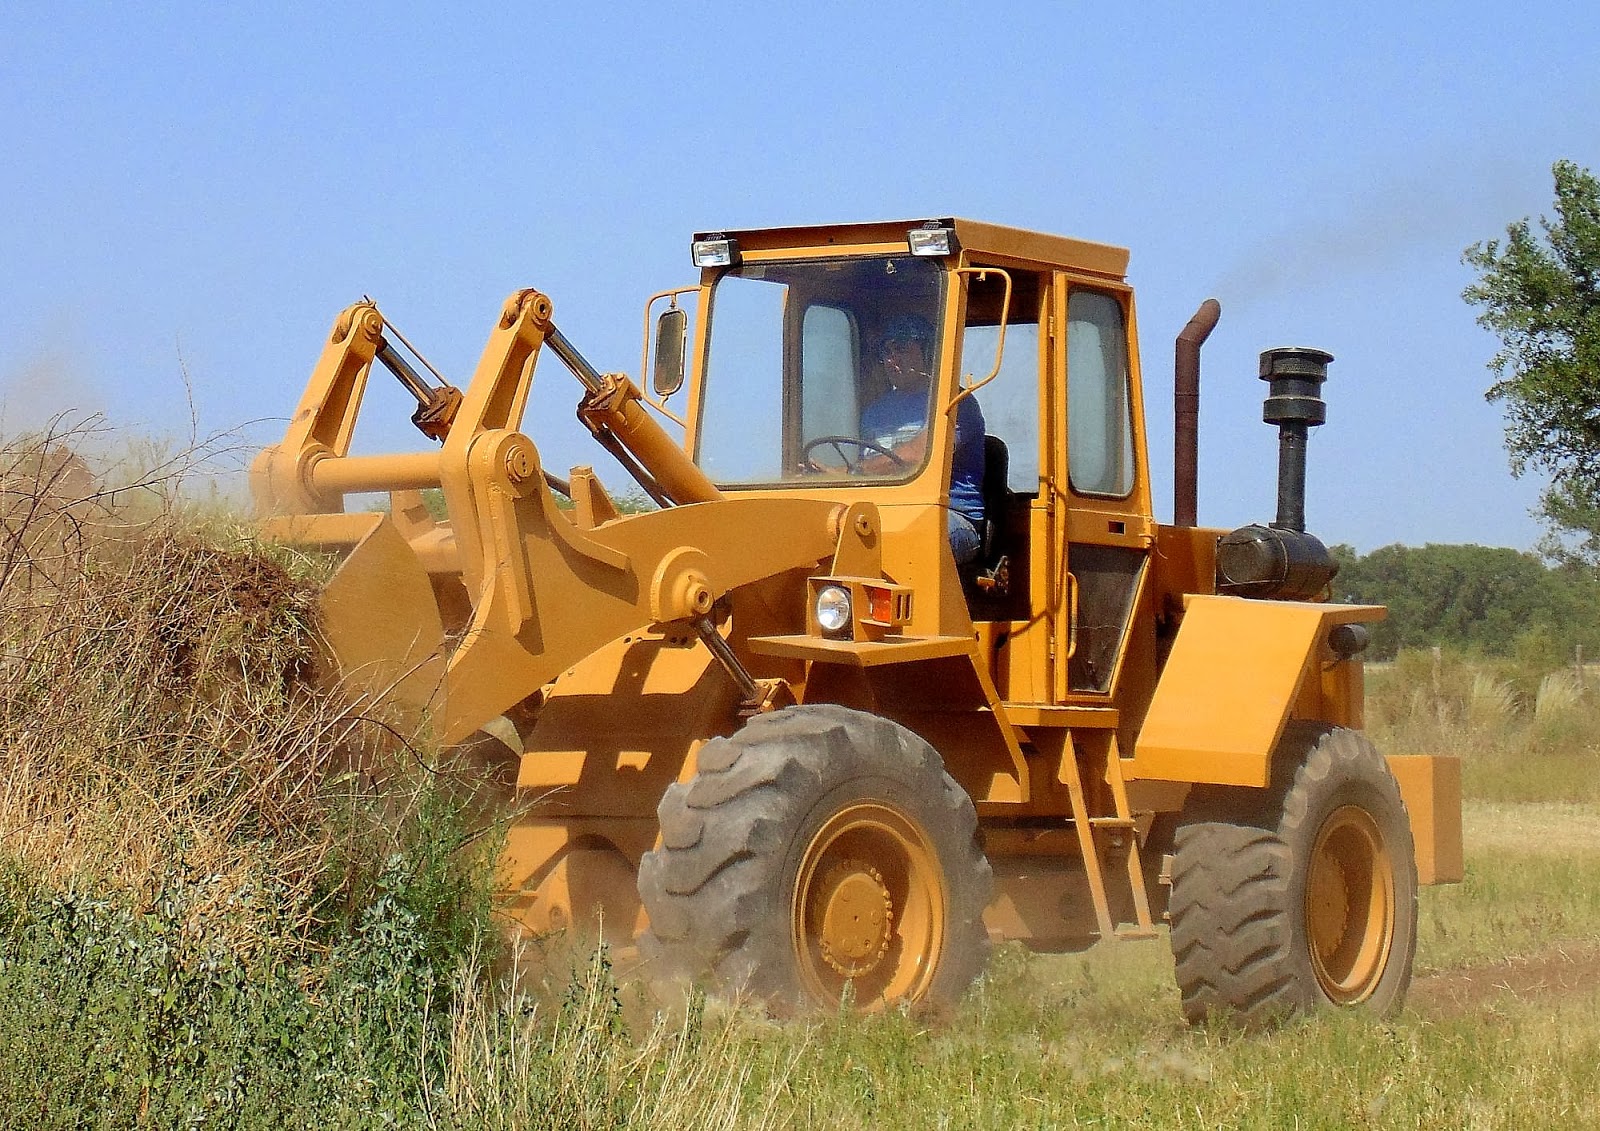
xmin=638 ymin=705 xmax=991 ymax=1011
xmin=1168 ymin=725 xmax=1418 ymax=1028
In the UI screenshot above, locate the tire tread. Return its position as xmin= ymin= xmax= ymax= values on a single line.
xmin=638 ymin=705 xmax=991 ymax=1010
xmin=1168 ymin=726 xmax=1418 ymax=1028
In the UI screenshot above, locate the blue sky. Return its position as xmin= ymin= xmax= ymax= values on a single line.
xmin=3 ymin=2 xmax=1598 ymax=552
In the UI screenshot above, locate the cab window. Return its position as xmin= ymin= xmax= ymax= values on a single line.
xmin=696 ymin=255 xmax=944 ymax=486
xmin=800 ymin=305 xmax=860 ymax=443
xmin=962 ymin=269 xmax=1043 ymax=493
xmin=1067 ymin=290 xmax=1134 ymax=497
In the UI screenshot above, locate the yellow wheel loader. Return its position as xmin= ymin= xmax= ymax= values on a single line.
xmin=253 ymin=218 xmax=1462 ymax=1026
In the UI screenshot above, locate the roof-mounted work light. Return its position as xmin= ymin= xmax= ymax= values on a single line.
xmin=691 ymin=234 xmax=741 ymax=268
xmin=907 ymin=220 xmax=959 ymax=257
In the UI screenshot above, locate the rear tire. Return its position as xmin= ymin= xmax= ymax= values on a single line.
xmin=1168 ymin=725 xmax=1417 ymax=1028
xmin=638 ymin=705 xmax=991 ymax=1011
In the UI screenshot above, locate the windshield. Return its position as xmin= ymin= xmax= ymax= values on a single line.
xmin=695 ymin=255 xmax=946 ymax=487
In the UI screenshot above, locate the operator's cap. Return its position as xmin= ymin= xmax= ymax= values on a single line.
xmin=879 ymin=312 xmax=935 ymax=358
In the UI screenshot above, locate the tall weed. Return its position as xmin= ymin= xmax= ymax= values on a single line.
xmin=1367 ymin=648 xmax=1600 ymax=803
xmin=0 ymin=423 xmax=491 ymax=1123
xmin=0 ymin=424 xmax=780 ymax=1126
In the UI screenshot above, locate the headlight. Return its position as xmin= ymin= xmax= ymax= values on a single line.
xmin=691 ymin=234 xmax=741 ymax=268
xmin=907 ymin=220 xmax=959 ymax=257
xmin=815 ymin=584 xmax=853 ymax=637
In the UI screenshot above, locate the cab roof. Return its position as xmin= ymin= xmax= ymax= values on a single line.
xmin=696 ymin=217 xmax=1129 ymax=280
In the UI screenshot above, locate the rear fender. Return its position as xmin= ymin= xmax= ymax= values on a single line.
xmin=1128 ymin=594 xmax=1384 ymax=787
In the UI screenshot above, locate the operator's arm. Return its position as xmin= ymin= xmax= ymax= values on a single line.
xmin=858 ymin=430 xmax=927 ymax=474
xmin=858 ymin=389 xmax=929 ymax=474
xmin=859 ymin=393 xmax=981 ymax=478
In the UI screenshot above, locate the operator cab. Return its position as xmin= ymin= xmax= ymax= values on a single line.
xmin=664 ymin=219 xmax=1152 ymax=699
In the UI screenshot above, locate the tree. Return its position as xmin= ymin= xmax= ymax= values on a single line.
xmin=1463 ymin=160 xmax=1600 ymax=560
xmin=1331 ymin=541 xmax=1600 ymax=661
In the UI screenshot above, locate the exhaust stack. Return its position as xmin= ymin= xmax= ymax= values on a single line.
xmin=1173 ymin=299 xmax=1221 ymax=528
xmin=1215 ymin=346 xmax=1339 ymax=601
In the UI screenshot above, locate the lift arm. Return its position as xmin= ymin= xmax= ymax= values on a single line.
xmin=255 ymin=289 xmax=838 ymax=746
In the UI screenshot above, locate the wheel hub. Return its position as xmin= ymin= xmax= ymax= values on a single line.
xmin=1308 ymin=852 xmax=1352 ymax=962
xmin=1306 ymin=804 xmax=1395 ymax=1004
xmin=790 ymin=801 xmax=948 ymax=1008
xmin=816 ymin=860 xmax=894 ymax=977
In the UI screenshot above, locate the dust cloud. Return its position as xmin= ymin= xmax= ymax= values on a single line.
xmin=0 ymin=348 xmax=108 ymax=434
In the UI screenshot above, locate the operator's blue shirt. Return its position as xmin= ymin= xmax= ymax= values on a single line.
xmin=860 ymin=389 xmax=986 ymax=525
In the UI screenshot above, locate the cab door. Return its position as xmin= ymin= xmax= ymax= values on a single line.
xmin=1052 ymin=279 xmax=1157 ymax=705
xmin=956 ymin=267 xmax=1053 ymax=700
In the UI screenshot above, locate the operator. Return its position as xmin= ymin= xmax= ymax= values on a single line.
xmin=858 ymin=312 xmax=986 ymax=565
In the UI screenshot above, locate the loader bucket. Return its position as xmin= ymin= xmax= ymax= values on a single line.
xmin=261 ymin=512 xmax=446 ymax=724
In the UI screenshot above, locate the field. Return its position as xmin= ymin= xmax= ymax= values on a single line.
xmin=742 ymin=798 xmax=1600 ymax=1129
xmin=3 ymin=430 xmax=1599 ymax=1128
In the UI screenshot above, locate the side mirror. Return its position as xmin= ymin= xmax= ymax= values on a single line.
xmin=652 ymin=307 xmax=688 ymax=398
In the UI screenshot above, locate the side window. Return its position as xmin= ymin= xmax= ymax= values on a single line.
xmin=699 ymin=274 xmax=787 ymax=481
xmin=962 ymin=271 xmax=1043 ymax=493
xmin=800 ymin=305 xmax=859 ymax=444
xmin=1066 ymin=290 xmax=1134 ymax=497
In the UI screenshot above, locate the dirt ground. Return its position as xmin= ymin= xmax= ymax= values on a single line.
xmin=1402 ymin=800 xmax=1600 ymax=1018
xmin=1410 ymin=941 xmax=1600 ymax=1018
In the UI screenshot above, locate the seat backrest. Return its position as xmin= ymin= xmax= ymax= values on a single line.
xmin=981 ymin=434 xmax=1010 ymax=559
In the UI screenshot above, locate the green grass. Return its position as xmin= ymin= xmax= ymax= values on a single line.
xmin=706 ymin=995 xmax=1600 ymax=1130
xmin=1418 ymin=802 xmax=1600 ymax=971
xmin=0 ymin=856 xmax=469 ymax=1125
xmin=678 ymin=796 xmax=1600 ymax=1130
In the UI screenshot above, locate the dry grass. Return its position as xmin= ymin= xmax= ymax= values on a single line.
xmin=1464 ymin=798 xmax=1600 ymax=856
xmin=440 ymin=946 xmax=787 ymax=1131
xmin=0 ymin=420 xmax=434 ymax=951
xmin=1367 ymin=649 xmax=1600 ymax=803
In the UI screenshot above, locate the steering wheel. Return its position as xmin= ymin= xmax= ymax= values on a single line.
xmin=800 ymin=435 xmax=908 ymax=474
